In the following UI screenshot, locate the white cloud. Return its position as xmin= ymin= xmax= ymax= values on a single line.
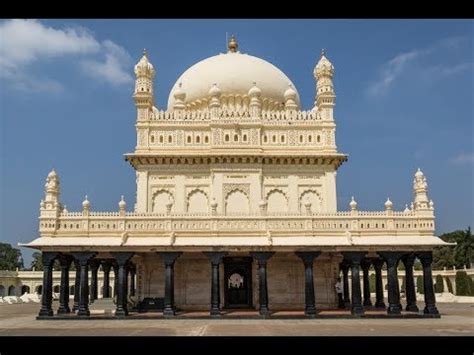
xmin=0 ymin=19 xmax=133 ymax=92
xmin=452 ymin=153 xmax=474 ymax=165
xmin=367 ymin=36 xmax=469 ymax=97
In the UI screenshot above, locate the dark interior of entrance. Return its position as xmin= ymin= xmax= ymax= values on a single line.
xmin=224 ymin=257 xmax=253 ymax=309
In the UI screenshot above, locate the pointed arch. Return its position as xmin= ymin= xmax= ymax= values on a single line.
xmin=187 ymin=189 xmax=209 ymax=213
xmin=152 ymin=190 xmax=174 ymax=213
xmin=225 ymin=189 xmax=249 ymax=215
xmin=266 ymin=189 xmax=288 ymax=213
xmin=300 ymin=190 xmax=322 ymax=213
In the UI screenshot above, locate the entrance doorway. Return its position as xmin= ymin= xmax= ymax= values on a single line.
xmin=224 ymin=257 xmax=253 ymax=308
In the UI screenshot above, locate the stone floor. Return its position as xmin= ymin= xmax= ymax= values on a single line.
xmin=0 ymin=302 xmax=473 ymax=336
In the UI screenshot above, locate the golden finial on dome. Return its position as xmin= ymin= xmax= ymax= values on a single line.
xmin=228 ymin=35 xmax=238 ymax=53
xmin=321 ymin=48 xmax=326 ymax=57
xmin=143 ymin=48 xmax=147 ymax=57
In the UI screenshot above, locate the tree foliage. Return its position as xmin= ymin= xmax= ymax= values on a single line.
xmin=416 ymin=275 xmax=424 ymax=294
xmin=433 ymin=227 xmax=473 ymax=270
xmin=0 ymin=243 xmax=23 ymax=270
xmin=455 ymin=271 xmax=474 ymax=296
xmin=434 ymin=274 xmax=444 ymax=293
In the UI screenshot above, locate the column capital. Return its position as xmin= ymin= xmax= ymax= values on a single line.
xmin=42 ymin=252 xmax=59 ymax=266
xmin=89 ymin=259 xmax=100 ymax=270
xmin=57 ymin=254 xmax=73 ymax=268
xmin=378 ymin=251 xmax=404 ymax=267
xmin=400 ymin=253 xmax=416 ymax=267
xmin=250 ymin=252 xmax=275 ymax=264
xmin=371 ymin=257 xmax=384 ymax=269
xmin=203 ymin=252 xmax=228 ymax=265
xmin=71 ymin=252 xmax=97 ymax=266
xmin=342 ymin=252 xmax=367 ymax=264
xmin=360 ymin=258 xmax=372 ymax=271
xmin=416 ymin=251 xmax=433 ymax=265
xmin=295 ymin=251 xmax=321 ymax=265
xmin=101 ymin=260 xmax=112 ymax=273
xmin=158 ymin=252 xmax=183 ymax=266
xmin=111 ymin=252 xmax=135 ymax=266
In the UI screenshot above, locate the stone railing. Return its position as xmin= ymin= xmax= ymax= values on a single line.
xmin=40 ymin=210 xmax=435 ymax=235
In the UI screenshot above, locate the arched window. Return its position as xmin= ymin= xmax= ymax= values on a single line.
xmin=8 ymin=285 xmax=16 ymax=296
xmin=225 ymin=134 xmax=230 ymax=142
xmin=21 ymin=285 xmax=30 ymax=294
xmin=272 ymin=135 xmax=276 ymax=143
xmin=187 ymin=190 xmax=209 ymax=213
xmin=168 ymin=135 xmax=172 ymax=143
xmin=281 ymin=135 xmax=285 ymax=143
xmin=308 ymin=135 xmax=312 ymax=143
xmin=243 ymin=134 xmax=247 ymax=142
xmin=267 ymin=190 xmax=288 ymax=213
xmin=263 ymin=135 xmax=268 ymax=143
xmin=317 ymin=135 xmax=320 ymax=143
xmin=299 ymin=135 xmax=304 ymax=143
xmin=150 ymin=135 xmax=155 ymax=143
xmin=234 ymin=134 xmax=239 ymax=142
xmin=152 ymin=191 xmax=173 ymax=213
xmin=196 ymin=136 xmax=201 ymax=143
xmin=226 ymin=190 xmax=249 ymax=215
xmin=159 ymin=135 xmax=164 ymax=143
xmin=187 ymin=136 xmax=192 ymax=144
xmin=0 ymin=285 xmax=5 ymax=297
xmin=204 ymin=135 xmax=209 ymax=143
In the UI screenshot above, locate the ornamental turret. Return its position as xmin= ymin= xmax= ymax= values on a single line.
xmin=413 ymin=168 xmax=431 ymax=211
xmin=42 ymin=169 xmax=60 ymax=210
xmin=133 ymin=49 xmax=155 ymax=121
xmin=314 ymin=49 xmax=335 ymax=120
xmin=248 ymin=82 xmax=262 ymax=117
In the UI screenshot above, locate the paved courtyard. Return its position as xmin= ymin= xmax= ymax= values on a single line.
xmin=0 ymin=302 xmax=473 ymax=336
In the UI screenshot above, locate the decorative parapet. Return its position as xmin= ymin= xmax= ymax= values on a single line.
xmin=40 ymin=209 xmax=435 ymax=237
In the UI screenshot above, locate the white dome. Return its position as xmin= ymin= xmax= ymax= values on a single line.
xmin=167 ymin=51 xmax=300 ymax=110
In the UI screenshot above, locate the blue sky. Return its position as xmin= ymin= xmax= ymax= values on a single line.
xmin=1 ymin=19 xmax=473 ymax=266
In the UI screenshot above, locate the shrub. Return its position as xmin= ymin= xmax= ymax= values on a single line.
xmin=455 ymin=271 xmax=473 ymax=296
xmin=446 ymin=277 xmax=453 ymax=294
xmin=369 ymin=273 xmax=376 ymax=293
xmin=416 ymin=275 xmax=424 ymax=294
xmin=434 ymin=274 xmax=444 ymax=293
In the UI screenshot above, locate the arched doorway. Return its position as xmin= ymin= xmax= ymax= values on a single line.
xmin=70 ymin=285 xmax=75 ymax=295
xmin=0 ymin=285 xmax=5 ymax=297
xmin=36 ymin=285 xmax=43 ymax=295
xmin=53 ymin=285 xmax=60 ymax=293
xmin=21 ymin=285 xmax=30 ymax=294
xmin=8 ymin=285 xmax=16 ymax=296
xmin=223 ymin=257 xmax=253 ymax=308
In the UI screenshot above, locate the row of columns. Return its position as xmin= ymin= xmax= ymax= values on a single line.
xmin=340 ymin=252 xmax=439 ymax=315
xmin=39 ymin=250 xmax=439 ymax=318
xmin=38 ymin=252 xmax=136 ymax=317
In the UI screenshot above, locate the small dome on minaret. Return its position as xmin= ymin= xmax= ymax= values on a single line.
xmin=118 ymin=195 xmax=127 ymax=210
xmin=134 ymin=49 xmax=155 ymax=78
xmin=384 ymin=198 xmax=393 ymax=210
xmin=314 ymin=49 xmax=335 ymax=78
xmin=248 ymin=82 xmax=262 ymax=98
xmin=173 ymin=82 xmax=186 ymax=101
xmin=208 ymin=83 xmax=222 ymax=97
xmin=82 ymin=195 xmax=90 ymax=210
xmin=349 ymin=196 xmax=358 ymax=210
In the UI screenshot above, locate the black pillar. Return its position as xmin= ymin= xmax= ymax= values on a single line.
xmin=371 ymin=258 xmax=386 ymax=308
xmin=57 ymin=254 xmax=72 ymax=314
xmin=417 ymin=251 xmax=439 ymax=315
xmin=250 ymin=252 xmax=275 ymax=317
xmin=401 ymin=253 xmax=419 ymax=312
xmin=129 ymin=265 xmax=136 ymax=297
xmin=38 ymin=252 xmax=58 ymax=317
xmin=111 ymin=253 xmax=134 ymax=317
xmin=102 ymin=261 xmax=111 ymax=298
xmin=340 ymin=261 xmax=350 ymax=304
xmin=295 ymin=252 xmax=320 ymax=317
xmin=89 ymin=260 xmax=99 ymax=303
xmin=158 ymin=253 xmax=182 ymax=317
xmin=203 ymin=252 xmax=228 ymax=317
xmin=72 ymin=260 xmax=80 ymax=312
xmin=113 ymin=261 xmax=118 ymax=298
xmin=360 ymin=259 xmax=372 ymax=307
xmin=342 ymin=252 xmax=366 ymax=315
xmin=378 ymin=252 xmax=403 ymax=315
xmin=71 ymin=252 xmax=96 ymax=316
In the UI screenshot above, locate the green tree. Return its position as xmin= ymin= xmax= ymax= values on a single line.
xmin=0 ymin=243 xmax=23 ymax=270
xmin=434 ymin=274 xmax=444 ymax=293
xmin=454 ymin=227 xmax=473 ymax=269
xmin=31 ymin=252 xmax=43 ymax=271
xmin=446 ymin=277 xmax=453 ymax=293
xmin=455 ymin=271 xmax=474 ymax=296
xmin=434 ymin=227 xmax=473 ymax=269
xmin=416 ymin=275 xmax=424 ymax=294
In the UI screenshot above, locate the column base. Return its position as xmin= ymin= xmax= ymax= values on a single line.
xmin=115 ymin=309 xmax=128 ymax=317
xmin=210 ymin=308 xmax=221 ymax=317
xmin=406 ymin=304 xmax=419 ymax=312
xmin=304 ymin=305 xmax=317 ymax=318
xmin=77 ymin=309 xmax=90 ymax=317
xmin=351 ymin=305 xmax=364 ymax=315
xmin=363 ymin=300 xmax=373 ymax=307
xmin=57 ymin=306 xmax=71 ymax=315
xmin=375 ymin=301 xmax=386 ymax=309
xmin=38 ymin=309 xmax=54 ymax=317
xmin=72 ymin=304 xmax=79 ymax=312
xmin=424 ymin=305 xmax=439 ymax=315
xmin=387 ymin=304 xmax=402 ymax=315
xmin=259 ymin=308 xmax=272 ymax=318
xmin=163 ymin=308 xmax=175 ymax=317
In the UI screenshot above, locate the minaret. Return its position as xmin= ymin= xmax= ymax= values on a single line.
xmin=413 ymin=168 xmax=431 ymax=212
xmin=133 ymin=49 xmax=156 ymax=121
xmin=40 ymin=169 xmax=62 ymax=220
xmin=313 ymin=49 xmax=335 ymax=120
